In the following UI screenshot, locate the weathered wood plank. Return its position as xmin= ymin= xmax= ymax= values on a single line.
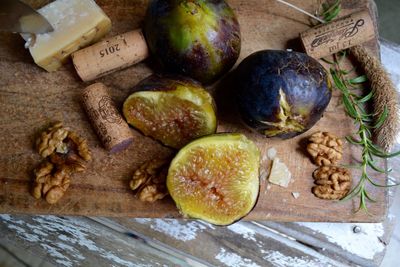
xmin=0 ymin=243 xmax=32 ymax=267
xmin=1 ymin=214 xmax=353 ymax=267
xmin=2 ymin=212 xmax=396 ymax=267
xmin=258 ymin=219 xmax=395 ymax=267
xmin=0 ymin=214 xmax=190 ymax=267
xmin=102 ymin=217 xmax=349 ymax=267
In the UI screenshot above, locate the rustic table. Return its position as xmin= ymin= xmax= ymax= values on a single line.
xmin=0 ymin=39 xmax=399 ymax=267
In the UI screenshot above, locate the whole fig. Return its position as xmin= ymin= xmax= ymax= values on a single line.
xmin=235 ymin=50 xmax=332 ymax=138
xmin=144 ymin=0 xmax=241 ymax=84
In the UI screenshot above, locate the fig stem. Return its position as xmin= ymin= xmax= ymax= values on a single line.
xmin=275 ymin=0 xmax=326 ymax=23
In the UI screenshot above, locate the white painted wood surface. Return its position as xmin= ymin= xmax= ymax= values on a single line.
xmin=1 ymin=41 xmax=399 ymax=267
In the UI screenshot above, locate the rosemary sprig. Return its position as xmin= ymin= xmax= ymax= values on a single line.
xmin=320 ymin=2 xmax=400 ymax=212
xmin=328 ymin=53 xmax=400 ymax=212
xmin=278 ymin=0 xmax=399 ymax=213
xmin=320 ymin=0 xmax=341 ymax=22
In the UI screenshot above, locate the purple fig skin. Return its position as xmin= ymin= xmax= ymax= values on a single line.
xmin=144 ymin=0 xmax=241 ymax=84
xmin=235 ymin=50 xmax=332 ymax=139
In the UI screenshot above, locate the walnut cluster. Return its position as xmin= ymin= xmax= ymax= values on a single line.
xmin=130 ymin=158 xmax=170 ymax=202
xmin=32 ymin=122 xmax=91 ymax=204
xmin=312 ymin=166 xmax=352 ymax=200
xmin=307 ymin=131 xmax=343 ymax=166
xmin=306 ymin=131 xmax=352 ymax=200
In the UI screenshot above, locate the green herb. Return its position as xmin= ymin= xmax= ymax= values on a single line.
xmin=328 ymin=53 xmax=400 ymax=212
xmin=319 ymin=1 xmax=400 ymax=212
xmin=321 ymin=0 xmax=341 ymax=22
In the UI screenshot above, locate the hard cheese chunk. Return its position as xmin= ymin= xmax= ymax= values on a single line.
xmin=28 ymin=0 xmax=111 ymax=72
xmin=268 ymin=157 xmax=292 ymax=188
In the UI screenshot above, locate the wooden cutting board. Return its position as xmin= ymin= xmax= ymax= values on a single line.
xmin=0 ymin=0 xmax=386 ymax=222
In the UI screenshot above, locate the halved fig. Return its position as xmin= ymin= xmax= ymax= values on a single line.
xmin=123 ymin=75 xmax=217 ymax=149
xmin=167 ymin=134 xmax=260 ymax=225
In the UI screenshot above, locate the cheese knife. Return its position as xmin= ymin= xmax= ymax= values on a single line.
xmin=0 ymin=0 xmax=53 ymax=34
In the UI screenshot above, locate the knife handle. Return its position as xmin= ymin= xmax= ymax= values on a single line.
xmin=72 ymin=29 xmax=149 ymax=82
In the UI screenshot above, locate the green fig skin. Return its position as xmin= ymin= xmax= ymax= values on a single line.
xmin=144 ymin=0 xmax=241 ymax=84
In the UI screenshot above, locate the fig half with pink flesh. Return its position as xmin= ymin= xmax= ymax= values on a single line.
xmin=167 ymin=133 xmax=260 ymax=225
xmin=123 ymin=75 xmax=217 ymax=149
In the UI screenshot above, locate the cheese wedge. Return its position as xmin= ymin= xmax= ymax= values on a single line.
xmin=268 ymin=157 xmax=292 ymax=188
xmin=26 ymin=0 xmax=111 ymax=72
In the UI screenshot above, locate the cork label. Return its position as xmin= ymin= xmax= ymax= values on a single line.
xmin=99 ymin=44 xmax=121 ymax=57
xmin=82 ymin=83 xmax=134 ymax=153
xmin=72 ymin=29 xmax=149 ymax=82
xmin=82 ymin=94 xmax=113 ymax=147
xmin=86 ymin=106 xmax=112 ymax=146
xmin=98 ymin=95 xmax=123 ymax=124
xmin=311 ymin=17 xmax=365 ymax=54
xmin=300 ymin=10 xmax=375 ymax=59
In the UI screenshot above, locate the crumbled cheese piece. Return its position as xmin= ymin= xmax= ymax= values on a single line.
xmin=268 ymin=157 xmax=292 ymax=188
xmin=267 ymin=147 xmax=277 ymax=160
xmin=292 ymin=192 xmax=300 ymax=199
xmin=26 ymin=0 xmax=111 ymax=71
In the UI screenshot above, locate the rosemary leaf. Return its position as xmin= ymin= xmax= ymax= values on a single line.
xmin=364 ymin=190 xmax=377 ymax=202
xmin=367 ymin=159 xmax=390 ymax=174
xmin=349 ymin=75 xmax=368 ymax=84
xmin=356 ymin=90 xmax=374 ymax=103
xmin=373 ymin=106 xmax=389 ymax=129
xmin=345 ymin=136 xmax=362 ymax=145
xmin=365 ymin=175 xmax=399 ymax=187
xmin=321 ymin=57 xmax=335 ymax=65
xmin=322 ymin=0 xmax=341 ymax=22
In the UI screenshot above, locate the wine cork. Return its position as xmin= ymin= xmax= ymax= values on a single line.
xmin=300 ymin=10 xmax=375 ymax=59
xmin=72 ymin=29 xmax=149 ymax=82
xmin=82 ymin=83 xmax=134 ymax=153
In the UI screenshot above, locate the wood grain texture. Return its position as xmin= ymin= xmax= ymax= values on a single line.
xmin=0 ymin=214 xmax=188 ymax=266
xmin=0 ymin=214 xmax=393 ymax=267
xmin=0 ymin=214 xmax=348 ymax=267
xmin=0 ymin=0 xmax=387 ymax=221
xmin=105 ymin=217 xmax=350 ymax=267
xmin=261 ymin=220 xmax=395 ymax=267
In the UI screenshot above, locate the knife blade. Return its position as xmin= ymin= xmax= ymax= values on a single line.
xmin=0 ymin=0 xmax=53 ymax=34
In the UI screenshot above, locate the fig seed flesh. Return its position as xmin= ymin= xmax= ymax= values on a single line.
xmin=167 ymin=134 xmax=260 ymax=225
xmin=123 ymin=75 xmax=217 ymax=149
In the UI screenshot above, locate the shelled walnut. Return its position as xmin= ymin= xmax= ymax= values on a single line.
xmin=36 ymin=122 xmax=69 ymax=158
xmin=32 ymin=160 xmax=71 ymax=204
xmin=32 ymin=122 xmax=91 ymax=204
xmin=312 ymin=166 xmax=352 ymax=200
xmin=130 ymin=158 xmax=170 ymax=202
xmin=307 ymin=131 xmax=343 ymax=166
xmin=36 ymin=122 xmax=91 ymax=161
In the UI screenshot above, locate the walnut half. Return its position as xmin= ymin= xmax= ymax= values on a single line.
xmin=32 ymin=160 xmax=71 ymax=204
xmin=307 ymin=131 xmax=343 ymax=166
xmin=130 ymin=158 xmax=170 ymax=202
xmin=36 ymin=122 xmax=91 ymax=161
xmin=36 ymin=122 xmax=69 ymax=158
xmin=32 ymin=122 xmax=91 ymax=204
xmin=312 ymin=166 xmax=352 ymax=200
